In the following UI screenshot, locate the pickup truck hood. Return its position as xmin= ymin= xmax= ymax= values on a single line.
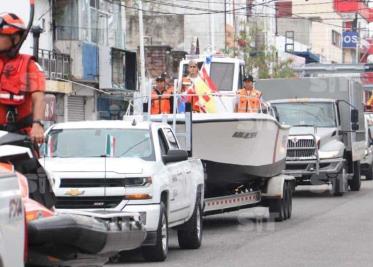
xmin=40 ymin=157 xmax=154 ymax=174
xmin=289 ymin=127 xmax=337 ymax=141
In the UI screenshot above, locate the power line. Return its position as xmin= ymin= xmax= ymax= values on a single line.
xmin=110 ymin=0 xmax=277 ymax=15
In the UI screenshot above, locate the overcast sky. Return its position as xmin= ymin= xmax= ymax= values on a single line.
xmin=0 ymin=0 xmax=31 ymax=22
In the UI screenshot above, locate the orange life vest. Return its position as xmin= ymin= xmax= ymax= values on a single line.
xmin=0 ymin=54 xmax=33 ymax=106
xmin=237 ymin=88 xmax=262 ymax=113
xmin=151 ymin=87 xmax=173 ymax=114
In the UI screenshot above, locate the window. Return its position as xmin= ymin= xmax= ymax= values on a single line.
xmin=90 ymin=0 xmax=99 ymax=8
xmin=54 ymin=0 xmax=79 ymax=40
xmin=163 ymin=128 xmax=179 ymax=150
xmin=158 ymin=130 xmax=168 ymax=155
xmin=46 ymin=128 xmax=155 ymax=161
xmin=112 ymin=49 xmax=125 ymax=89
xmin=210 ymin=62 xmax=235 ymax=91
xmin=90 ymin=8 xmax=108 ymax=45
xmin=271 ymin=102 xmax=337 ymax=128
xmin=332 ymin=30 xmax=341 ymax=47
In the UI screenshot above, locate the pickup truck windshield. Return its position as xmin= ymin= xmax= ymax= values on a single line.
xmin=272 ymin=102 xmax=337 ymax=128
xmin=45 ymin=128 xmax=155 ymax=160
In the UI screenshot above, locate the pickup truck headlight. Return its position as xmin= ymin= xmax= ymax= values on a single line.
xmin=319 ymin=150 xmax=341 ymax=159
xmin=124 ymin=177 xmax=152 ymax=187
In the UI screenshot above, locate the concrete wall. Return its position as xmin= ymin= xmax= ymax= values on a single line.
xmin=310 ymin=21 xmax=343 ymax=63
xmin=277 ymin=18 xmax=312 ymax=46
xmin=273 ymin=0 xmax=344 ymax=63
xmin=126 ymin=15 xmax=184 ymax=50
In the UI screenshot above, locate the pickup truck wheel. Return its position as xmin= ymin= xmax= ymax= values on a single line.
xmin=142 ymin=202 xmax=168 ymax=262
xmin=366 ymin=164 xmax=373 ymax=180
xmin=268 ymin=183 xmax=287 ymax=222
xmin=177 ymin=200 xmax=203 ymax=249
xmin=349 ymin=161 xmax=361 ymax=191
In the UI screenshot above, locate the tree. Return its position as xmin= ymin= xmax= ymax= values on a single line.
xmin=224 ymin=21 xmax=296 ymax=79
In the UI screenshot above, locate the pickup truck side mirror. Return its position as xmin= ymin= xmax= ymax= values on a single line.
xmin=162 ymin=150 xmax=188 ymax=164
xmin=351 ymin=109 xmax=359 ymax=131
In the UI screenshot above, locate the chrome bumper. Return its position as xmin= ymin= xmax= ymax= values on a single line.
xmin=284 ymin=158 xmax=344 ymax=177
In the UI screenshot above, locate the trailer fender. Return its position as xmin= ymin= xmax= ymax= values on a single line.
xmin=263 ymin=175 xmax=294 ymax=199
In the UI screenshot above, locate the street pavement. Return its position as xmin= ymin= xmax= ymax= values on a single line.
xmin=107 ymin=180 xmax=373 ymax=267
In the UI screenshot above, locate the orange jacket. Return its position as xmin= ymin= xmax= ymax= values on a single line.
xmin=151 ymin=87 xmax=173 ymax=114
xmin=237 ymin=88 xmax=262 ymax=113
xmin=0 ymin=54 xmax=46 ymax=135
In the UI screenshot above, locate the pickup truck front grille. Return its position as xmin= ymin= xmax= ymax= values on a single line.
xmin=55 ymin=196 xmax=123 ymax=209
xmin=287 ymin=137 xmax=317 ymax=160
xmin=60 ymin=178 xmax=125 ymax=188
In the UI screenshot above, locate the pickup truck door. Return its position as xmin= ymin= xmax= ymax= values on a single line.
xmin=0 ymin=169 xmax=24 ymax=267
xmin=159 ymin=128 xmax=189 ymax=223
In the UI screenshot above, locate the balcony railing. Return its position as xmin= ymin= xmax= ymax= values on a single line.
xmin=38 ymin=49 xmax=71 ymax=80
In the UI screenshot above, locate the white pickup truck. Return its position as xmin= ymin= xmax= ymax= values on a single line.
xmin=42 ymin=119 xmax=205 ymax=262
xmin=0 ymin=161 xmax=25 ymax=267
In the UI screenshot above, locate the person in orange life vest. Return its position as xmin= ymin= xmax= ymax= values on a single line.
xmin=182 ymin=60 xmax=201 ymax=112
xmin=236 ymin=75 xmax=262 ymax=113
xmin=0 ymin=13 xmax=46 ymax=144
xmin=151 ymin=75 xmax=174 ymax=114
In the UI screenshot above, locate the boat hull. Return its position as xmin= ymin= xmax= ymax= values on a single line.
xmin=153 ymin=113 xmax=289 ymax=188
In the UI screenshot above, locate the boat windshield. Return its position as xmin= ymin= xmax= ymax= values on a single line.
xmin=209 ymin=62 xmax=235 ymax=91
xmin=44 ymin=128 xmax=155 ymax=160
xmin=272 ymin=102 xmax=337 ymax=128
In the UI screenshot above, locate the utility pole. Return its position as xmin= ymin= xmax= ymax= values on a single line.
xmin=353 ymin=13 xmax=360 ymax=64
xmin=233 ymin=0 xmax=237 ymax=56
xmin=224 ymin=0 xmax=227 ymax=51
xmin=138 ymin=0 xmax=146 ymax=97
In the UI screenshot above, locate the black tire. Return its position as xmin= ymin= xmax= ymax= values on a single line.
xmin=142 ymin=202 xmax=168 ymax=262
xmin=331 ymin=176 xmax=344 ymax=196
xmin=268 ymin=182 xmax=288 ymax=222
xmin=177 ymin=200 xmax=203 ymax=249
xmin=349 ymin=161 xmax=361 ymax=191
xmin=332 ymin=164 xmax=346 ymax=197
xmin=365 ymin=164 xmax=373 ymax=180
xmin=286 ymin=182 xmax=293 ymax=219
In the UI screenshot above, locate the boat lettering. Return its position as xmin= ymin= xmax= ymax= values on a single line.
xmin=232 ymin=132 xmax=258 ymax=139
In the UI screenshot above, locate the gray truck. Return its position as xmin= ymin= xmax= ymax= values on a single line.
xmin=258 ymin=77 xmax=366 ymax=196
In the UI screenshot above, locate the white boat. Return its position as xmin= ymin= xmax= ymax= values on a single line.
xmin=152 ymin=112 xmax=289 ymax=191
xmin=147 ymin=55 xmax=289 ymax=192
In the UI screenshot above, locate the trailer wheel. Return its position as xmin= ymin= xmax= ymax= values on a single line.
xmin=365 ymin=164 xmax=373 ymax=180
xmin=269 ymin=182 xmax=289 ymax=222
xmin=285 ymin=181 xmax=293 ymax=219
xmin=349 ymin=161 xmax=361 ymax=191
xmin=177 ymin=199 xmax=203 ymax=249
xmin=142 ymin=202 xmax=168 ymax=262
